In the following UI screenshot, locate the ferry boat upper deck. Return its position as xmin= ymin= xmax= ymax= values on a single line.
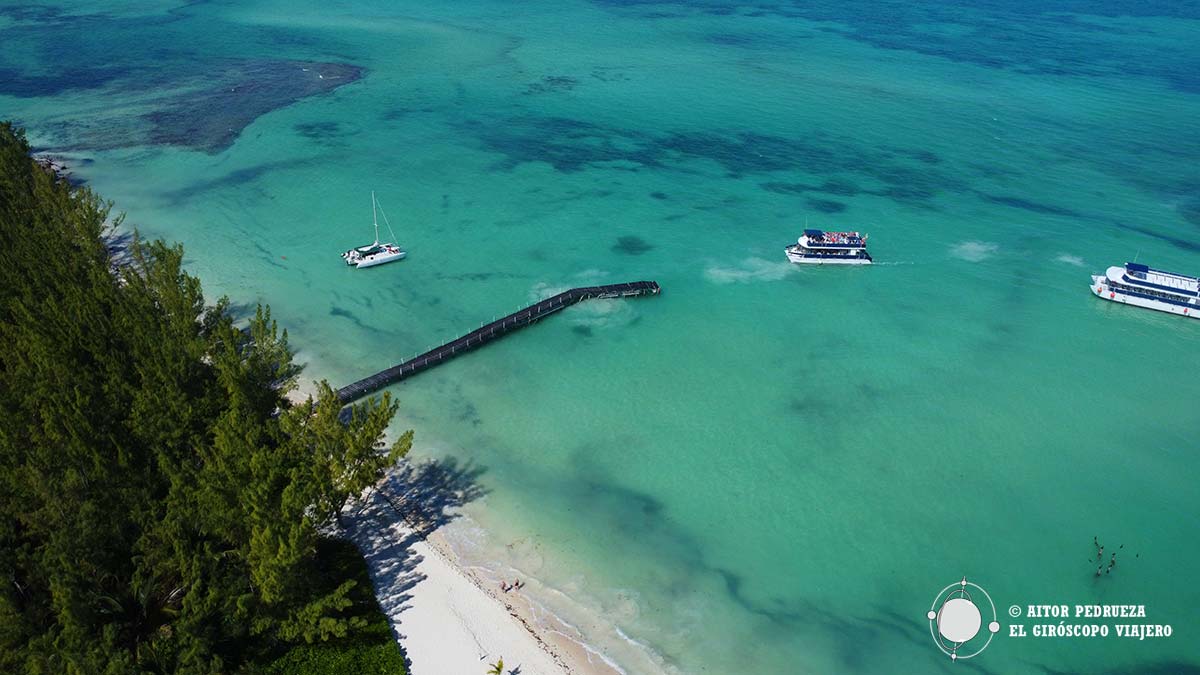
xmin=1091 ymin=262 xmax=1200 ymax=319
xmin=799 ymin=229 xmax=866 ymax=248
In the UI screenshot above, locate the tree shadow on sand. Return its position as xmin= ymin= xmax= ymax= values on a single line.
xmin=377 ymin=457 xmax=490 ymax=540
xmin=339 ymin=456 xmax=489 ymax=647
xmin=104 ymin=229 xmax=136 ymax=268
xmin=340 ymin=493 xmax=428 ymax=631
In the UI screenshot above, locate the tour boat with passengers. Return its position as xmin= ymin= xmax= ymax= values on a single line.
xmin=342 ymin=191 xmax=407 ymax=269
xmin=1091 ymin=262 xmax=1200 ymax=319
xmin=785 ymin=229 xmax=872 ymax=265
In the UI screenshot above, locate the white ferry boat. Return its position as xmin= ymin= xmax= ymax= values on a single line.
xmin=342 ymin=191 xmax=407 ymax=268
xmin=1091 ymin=262 xmax=1200 ymax=319
xmin=785 ymin=229 xmax=872 ymax=265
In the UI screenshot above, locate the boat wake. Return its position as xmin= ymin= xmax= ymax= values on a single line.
xmin=704 ymin=257 xmax=793 ymax=284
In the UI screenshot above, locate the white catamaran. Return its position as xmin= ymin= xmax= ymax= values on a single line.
xmin=341 ymin=191 xmax=407 ymax=268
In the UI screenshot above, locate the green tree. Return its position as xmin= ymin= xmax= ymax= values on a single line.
xmin=0 ymin=121 xmax=409 ymax=673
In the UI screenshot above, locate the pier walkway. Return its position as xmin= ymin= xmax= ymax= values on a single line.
xmin=336 ymin=281 xmax=660 ymax=404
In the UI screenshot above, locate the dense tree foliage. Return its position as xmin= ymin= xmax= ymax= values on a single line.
xmin=0 ymin=122 xmax=411 ymax=673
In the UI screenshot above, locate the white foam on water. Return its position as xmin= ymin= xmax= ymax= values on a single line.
xmin=949 ymin=240 xmax=999 ymax=262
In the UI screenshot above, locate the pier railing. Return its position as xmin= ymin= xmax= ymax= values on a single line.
xmin=335 ymin=281 xmax=660 ymax=404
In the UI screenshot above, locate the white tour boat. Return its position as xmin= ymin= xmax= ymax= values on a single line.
xmin=1091 ymin=262 xmax=1200 ymax=319
xmin=342 ymin=191 xmax=407 ymax=268
xmin=785 ymin=228 xmax=872 ymax=265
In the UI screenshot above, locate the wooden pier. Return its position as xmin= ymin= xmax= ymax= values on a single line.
xmin=335 ymin=281 xmax=660 ymax=404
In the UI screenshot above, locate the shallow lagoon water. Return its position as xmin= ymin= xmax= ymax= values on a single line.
xmin=4 ymin=1 xmax=1200 ymax=672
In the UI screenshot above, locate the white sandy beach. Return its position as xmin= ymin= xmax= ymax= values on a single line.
xmin=341 ymin=463 xmax=622 ymax=675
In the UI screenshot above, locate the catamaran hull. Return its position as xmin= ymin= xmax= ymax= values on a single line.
xmin=785 ymin=249 xmax=872 ymax=265
xmin=355 ymin=251 xmax=407 ymax=268
xmin=1091 ymin=274 xmax=1200 ymax=319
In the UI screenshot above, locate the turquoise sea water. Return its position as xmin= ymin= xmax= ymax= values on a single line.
xmin=4 ymin=1 xmax=1200 ymax=672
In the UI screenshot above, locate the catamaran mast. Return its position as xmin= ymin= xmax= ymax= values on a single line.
xmin=371 ymin=190 xmax=380 ymax=245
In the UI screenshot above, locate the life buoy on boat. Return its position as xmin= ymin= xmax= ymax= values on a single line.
xmin=1109 ymin=292 xmax=1115 ymax=299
